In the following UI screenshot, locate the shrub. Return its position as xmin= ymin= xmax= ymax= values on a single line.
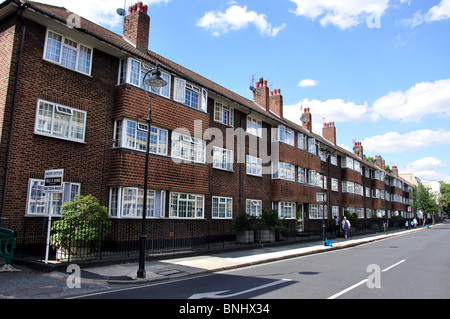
xmin=50 ymin=194 xmax=111 ymax=253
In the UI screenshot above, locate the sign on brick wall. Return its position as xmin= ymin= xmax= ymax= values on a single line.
xmin=44 ymin=169 xmax=64 ymax=193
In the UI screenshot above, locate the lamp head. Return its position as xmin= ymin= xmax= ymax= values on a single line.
xmin=144 ymin=68 xmax=167 ymax=88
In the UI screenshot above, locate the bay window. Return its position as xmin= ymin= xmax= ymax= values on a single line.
xmin=272 ymin=162 xmax=295 ymax=181
xmin=119 ymin=58 xmax=171 ymax=98
xmin=114 ymin=119 xmax=168 ymax=155
xmin=273 ymin=126 xmax=294 ymax=146
xmin=171 ymin=132 xmax=206 ymax=163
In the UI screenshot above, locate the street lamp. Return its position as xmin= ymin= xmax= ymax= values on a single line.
xmin=137 ymin=65 xmax=167 ymax=279
xmin=320 ymin=148 xmax=331 ymax=246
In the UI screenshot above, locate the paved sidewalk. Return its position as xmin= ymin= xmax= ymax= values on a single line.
xmin=0 ymin=225 xmax=436 ymax=298
xmin=77 ymin=226 xmax=429 ymax=284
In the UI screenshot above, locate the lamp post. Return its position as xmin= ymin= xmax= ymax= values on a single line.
xmin=137 ymin=65 xmax=167 ymax=279
xmin=320 ymin=148 xmax=331 ymax=246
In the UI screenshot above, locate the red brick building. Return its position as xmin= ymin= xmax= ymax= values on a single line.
xmin=0 ymin=1 xmax=414 ymax=256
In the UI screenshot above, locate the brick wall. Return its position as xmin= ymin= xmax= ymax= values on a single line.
xmin=1 ymin=20 xmax=117 ymax=222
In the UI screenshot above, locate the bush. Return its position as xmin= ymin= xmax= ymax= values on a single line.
xmin=260 ymin=209 xmax=289 ymax=237
xmin=233 ymin=212 xmax=258 ymax=232
xmin=50 ymin=194 xmax=111 ymax=253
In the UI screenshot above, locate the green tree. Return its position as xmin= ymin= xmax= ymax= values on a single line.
xmin=413 ymin=184 xmax=440 ymax=226
xmin=440 ymin=181 xmax=450 ymax=216
xmin=51 ymin=194 xmax=111 ymax=254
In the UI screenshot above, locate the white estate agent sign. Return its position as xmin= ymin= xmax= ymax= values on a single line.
xmin=44 ymin=169 xmax=64 ymax=193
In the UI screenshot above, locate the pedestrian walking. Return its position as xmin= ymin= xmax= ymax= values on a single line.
xmin=405 ymin=220 xmax=409 ymax=230
xmin=334 ymin=216 xmax=340 ymax=237
xmin=342 ymin=217 xmax=351 ymax=239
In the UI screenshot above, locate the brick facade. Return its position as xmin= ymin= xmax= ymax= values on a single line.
xmin=0 ymin=1 xmax=415 ymax=248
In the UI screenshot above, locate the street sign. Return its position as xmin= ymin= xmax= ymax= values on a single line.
xmin=44 ymin=169 xmax=64 ymax=193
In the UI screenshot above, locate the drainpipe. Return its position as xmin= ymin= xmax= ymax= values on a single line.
xmin=0 ymin=2 xmax=28 ymax=227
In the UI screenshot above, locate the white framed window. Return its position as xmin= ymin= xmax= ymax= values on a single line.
xmin=332 ymin=206 xmax=339 ymax=218
xmin=44 ymin=30 xmax=92 ymax=75
xmin=247 ymin=116 xmax=262 ymax=137
xmin=354 ymin=183 xmax=363 ymax=196
xmin=308 ymin=137 xmax=317 ymax=155
xmin=298 ymin=133 xmax=307 ymax=150
xmin=298 ymin=167 xmax=307 ymax=184
xmin=173 ymin=78 xmax=207 ymax=112
xmin=330 ymin=155 xmax=338 ymax=166
xmin=246 ymin=199 xmax=262 ymax=217
xmin=213 ymin=147 xmax=233 ymax=171
xmin=169 ymin=192 xmax=204 ymax=219
xmin=331 ymin=178 xmax=339 ymax=192
xmin=109 ymin=187 xmax=165 ymax=218
xmin=272 ymin=162 xmax=295 ymax=181
xmin=308 ymin=170 xmax=321 ymax=187
xmin=309 ymin=204 xmax=327 ymax=219
xmin=35 ymin=100 xmax=86 ymax=142
xmin=366 ymin=187 xmax=371 ymax=198
xmin=273 ymin=126 xmax=295 ymax=146
xmin=26 ymin=179 xmax=80 ymax=216
xmin=273 ymin=202 xmax=296 ymax=219
xmin=212 ymin=196 xmax=233 ymax=219
xmin=171 ymin=132 xmax=206 ymax=163
xmin=246 ymin=155 xmax=262 ymax=176
xmin=119 ymin=58 xmax=171 ymax=98
xmin=113 ymin=119 xmax=168 ymax=155
xmin=214 ymin=102 xmax=234 ymax=127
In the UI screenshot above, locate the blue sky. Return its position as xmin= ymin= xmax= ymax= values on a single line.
xmin=36 ymin=0 xmax=450 ymax=183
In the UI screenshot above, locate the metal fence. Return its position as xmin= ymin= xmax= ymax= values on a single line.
xmin=8 ymin=216 xmax=427 ymax=265
xmin=13 ymin=218 xmax=240 ymax=263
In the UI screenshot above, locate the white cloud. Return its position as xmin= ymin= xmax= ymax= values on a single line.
xmin=403 ymin=0 xmax=450 ymax=26
xmin=412 ymin=171 xmax=450 ymax=183
xmin=197 ymin=5 xmax=287 ymax=37
xmin=370 ymin=79 xmax=450 ymax=122
xmin=362 ymin=129 xmax=450 ymax=153
xmin=289 ymin=0 xmax=390 ymax=29
xmin=402 ymin=158 xmax=450 ymax=183
xmin=298 ymin=79 xmax=318 ymax=87
xmin=426 ymin=0 xmax=450 ymax=21
xmin=405 ymin=157 xmax=446 ymax=172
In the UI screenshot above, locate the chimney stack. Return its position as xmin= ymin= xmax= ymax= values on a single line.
xmin=253 ymin=77 xmax=269 ymax=110
xmin=323 ymin=122 xmax=336 ymax=145
xmin=392 ymin=166 xmax=398 ymax=177
xmin=353 ymin=141 xmax=363 ymax=159
xmin=375 ymin=155 xmax=385 ymax=170
xmin=301 ymin=107 xmax=312 ymax=132
xmin=269 ymin=88 xmax=283 ymax=118
xmin=123 ymin=1 xmax=150 ymax=50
